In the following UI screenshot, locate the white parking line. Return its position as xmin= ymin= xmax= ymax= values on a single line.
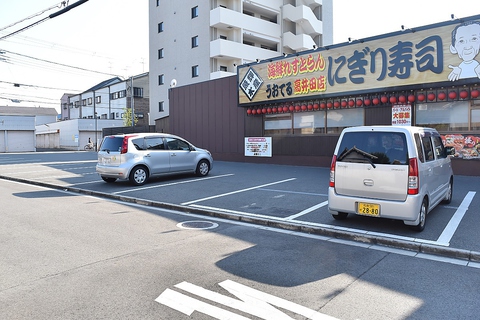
xmin=181 ymin=178 xmax=296 ymax=205
xmin=436 ymin=191 xmax=476 ymax=245
xmin=283 ymin=201 xmax=328 ymax=220
xmin=113 ymin=174 xmax=235 ymax=194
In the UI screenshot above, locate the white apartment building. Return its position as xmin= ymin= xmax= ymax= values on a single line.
xmin=148 ymin=0 xmax=333 ymax=125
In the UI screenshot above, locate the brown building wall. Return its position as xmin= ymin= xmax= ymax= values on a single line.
xmin=167 ymin=76 xmax=480 ymax=175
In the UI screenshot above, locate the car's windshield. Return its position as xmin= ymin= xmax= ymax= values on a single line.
xmin=337 ymin=131 xmax=408 ymax=165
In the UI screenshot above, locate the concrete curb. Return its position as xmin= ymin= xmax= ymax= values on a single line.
xmin=2 ymin=174 xmax=480 ymax=263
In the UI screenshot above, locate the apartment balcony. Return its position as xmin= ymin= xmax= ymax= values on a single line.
xmin=282 ymin=4 xmax=323 ymax=35
xmin=300 ymin=0 xmax=323 ymax=8
xmin=210 ymin=38 xmax=279 ymax=63
xmin=210 ymin=6 xmax=280 ymax=41
xmin=283 ymin=32 xmax=316 ymax=52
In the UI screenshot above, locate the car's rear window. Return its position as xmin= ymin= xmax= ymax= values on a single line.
xmin=337 ymin=131 xmax=408 ymax=165
xmin=100 ymin=136 xmax=123 ymax=152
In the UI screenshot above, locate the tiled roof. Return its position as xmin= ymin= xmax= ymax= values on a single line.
xmin=0 ymin=106 xmax=58 ymax=116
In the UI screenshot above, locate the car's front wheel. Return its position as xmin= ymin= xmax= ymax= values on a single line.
xmin=332 ymin=212 xmax=348 ymax=220
xmin=442 ymin=178 xmax=453 ymax=204
xmin=129 ymin=166 xmax=148 ymax=185
xmin=196 ymin=160 xmax=210 ymax=177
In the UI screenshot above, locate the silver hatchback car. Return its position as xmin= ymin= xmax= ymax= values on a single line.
xmin=328 ymin=126 xmax=454 ymax=231
xmin=96 ymin=133 xmax=213 ymax=185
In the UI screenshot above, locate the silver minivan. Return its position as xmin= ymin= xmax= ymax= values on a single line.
xmin=328 ymin=126 xmax=454 ymax=231
xmin=96 ymin=133 xmax=213 ymax=186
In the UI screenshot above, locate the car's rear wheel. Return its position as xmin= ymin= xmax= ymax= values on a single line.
xmin=101 ymin=176 xmax=117 ymax=183
xmin=196 ymin=160 xmax=210 ymax=177
xmin=129 ymin=166 xmax=148 ymax=185
xmin=442 ymin=178 xmax=453 ymax=204
xmin=332 ymin=212 xmax=348 ymax=220
xmin=411 ymin=198 xmax=427 ymax=232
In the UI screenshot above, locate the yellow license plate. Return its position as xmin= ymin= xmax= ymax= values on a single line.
xmin=357 ymin=202 xmax=380 ymax=216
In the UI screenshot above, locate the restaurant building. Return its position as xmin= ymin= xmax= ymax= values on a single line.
xmin=169 ymin=14 xmax=480 ymax=175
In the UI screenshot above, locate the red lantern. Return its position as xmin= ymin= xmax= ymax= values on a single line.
xmin=251 ymin=109 xmax=257 ymax=115
xmin=334 ymin=101 xmax=340 ymax=108
xmin=301 ymin=104 xmax=307 ymax=111
xmin=356 ymin=99 xmax=363 ymax=107
xmin=438 ymin=92 xmax=446 ymax=100
xmin=398 ymin=95 xmax=406 ymax=103
xmin=348 ymin=99 xmax=355 ymax=107
xmin=247 ymin=109 xmax=252 ymax=115
xmin=390 ymin=96 xmax=397 ymax=104
xmin=448 ymin=91 xmax=457 ymax=99
xmin=313 ymin=102 xmax=319 ymax=109
xmin=261 ymin=108 xmax=266 ymax=114
xmin=267 ymin=107 xmax=272 ymax=113
xmin=364 ymin=98 xmax=371 ymax=106
xmin=341 ymin=100 xmax=347 ymax=108
xmin=427 ymin=93 xmax=436 ymax=101
xmin=283 ymin=106 xmax=289 ymax=112
xmin=327 ymin=102 xmax=333 ymax=109
xmin=320 ymin=102 xmax=326 ymax=109
xmin=307 ymin=103 xmax=313 ymax=110
xmin=408 ymin=94 xmax=416 ymax=103
xmin=272 ymin=107 xmax=277 ymax=113
xmin=295 ymin=105 xmax=301 ymax=111
xmin=460 ymin=90 xmax=469 ymax=99
xmin=381 ymin=96 xmax=388 ymax=104
xmin=417 ymin=93 xmax=426 ymax=102
xmin=259 ymin=108 xmax=264 ymax=114
xmin=372 ymin=98 xmax=380 ymax=105
xmin=289 ymin=105 xmax=294 ymax=112
xmin=471 ymin=89 xmax=480 ymax=99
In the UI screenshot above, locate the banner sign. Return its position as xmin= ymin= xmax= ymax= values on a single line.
xmin=244 ymin=137 xmax=272 ymax=157
xmin=391 ymin=105 xmax=412 ymax=125
xmin=443 ymin=134 xmax=480 ymax=159
xmin=238 ymin=15 xmax=480 ymax=106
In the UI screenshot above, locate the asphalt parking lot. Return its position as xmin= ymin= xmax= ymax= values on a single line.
xmin=1 ymin=151 xmax=479 ymax=259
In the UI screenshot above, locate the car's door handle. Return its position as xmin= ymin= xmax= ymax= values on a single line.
xmin=145 ymin=154 xmax=151 ymax=157
xmin=171 ymin=153 xmax=176 ymax=157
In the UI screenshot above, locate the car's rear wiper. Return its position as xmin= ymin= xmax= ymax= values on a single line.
xmin=337 ymin=146 xmax=377 ymax=168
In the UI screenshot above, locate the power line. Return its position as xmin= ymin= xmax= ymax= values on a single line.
xmin=0 ymin=1 xmax=67 ymax=33
xmin=0 ymin=80 xmax=80 ymax=92
xmin=1 ymin=49 xmax=121 ymax=77
xmin=0 ymin=0 xmax=89 ymax=41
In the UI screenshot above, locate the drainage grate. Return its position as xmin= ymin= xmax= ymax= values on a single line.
xmin=177 ymin=221 xmax=219 ymax=230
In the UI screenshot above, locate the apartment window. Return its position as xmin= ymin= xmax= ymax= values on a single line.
xmin=158 ymin=48 xmax=164 ymax=59
xmin=191 ymin=6 xmax=198 ymax=18
xmin=158 ymin=74 xmax=164 ymax=85
xmin=69 ymin=102 xmax=73 ymax=108
xmin=96 ymin=96 xmax=101 ymax=103
xmin=119 ymin=90 xmax=126 ymax=98
xmin=192 ymin=36 xmax=198 ymax=48
xmin=192 ymin=65 xmax=199 ymax=78
xmin=219 ymin=35 xmax=227 ymax=40
xmin=159 ymin=101 xmax=164 ymax=112
xmin=133 ymin=87 xmax=143 ymax=97
xmin=156 ymin=0 xmax=160 ymax=6
xmin=243 ymin=40 xmax=254 ymax=46
xmin=88 ymin=97 xmax=92 ymax=105
xmin=82 ymin=99 xmax=86 ymax=106
xmin=158 ymin=22 xmax=164 ymax=33
xmin=220 ymin=66 xmax=227 ymax=72
xmin=74 ymin=101 xmax=79 ymax=108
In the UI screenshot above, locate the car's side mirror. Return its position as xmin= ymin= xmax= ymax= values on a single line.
xmin=445 ymin=146 xmax=455 ymax=157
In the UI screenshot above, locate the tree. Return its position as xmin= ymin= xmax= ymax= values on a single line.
xmin=123 ymin=107 xmax=138 ymax=126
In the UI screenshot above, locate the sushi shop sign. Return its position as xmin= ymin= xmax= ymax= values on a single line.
xmin=238 ymin=15 xmax=480 ymax=106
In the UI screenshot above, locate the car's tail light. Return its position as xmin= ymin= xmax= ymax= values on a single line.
xmin=408 ymin=158 xmax=419 ymax=195
xmin=121 ymin=137 xmax=129 ymax=154
xmin=329 ymin=155 xmax=337 ymax=187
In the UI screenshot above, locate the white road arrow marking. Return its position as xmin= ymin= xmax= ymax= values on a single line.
xmin=155 ymin=280 xmax=339 ymax=320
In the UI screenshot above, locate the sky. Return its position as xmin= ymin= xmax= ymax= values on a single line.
xmin=0 ymin=0 xmax=479 ymax=113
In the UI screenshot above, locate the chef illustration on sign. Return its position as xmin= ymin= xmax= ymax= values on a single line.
xmin=448 ymin=20 xmax=480 ymax=81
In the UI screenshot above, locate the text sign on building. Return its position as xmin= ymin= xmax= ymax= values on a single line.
xmin=245 ymin=137 xmax=272 ymax=157
xmin=238 ymin=15 xmax=480 ymax=106
xmin=392 ymin=105 xmax=411 ymax=126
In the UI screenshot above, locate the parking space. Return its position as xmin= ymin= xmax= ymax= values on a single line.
xmin=0 ymin=151 xmax=479 ymax=253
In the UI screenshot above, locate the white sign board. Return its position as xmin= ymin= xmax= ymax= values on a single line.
xmin=392 ymin=104 xmax=412 ymax=126
xmin=245 ymin=137 xmax=272 ymax=157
